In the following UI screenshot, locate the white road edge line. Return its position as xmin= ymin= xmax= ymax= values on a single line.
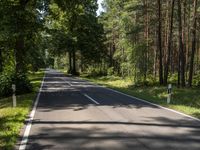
xmin=19 ymin=71 xmax=46 ymax=150
xmin=41 ymin=87 xmax=71 ymax=90
xmin=104 ymin=87 xmax=200 ymax=122
xmin=83 ymin=93 xmax=100 ymax=105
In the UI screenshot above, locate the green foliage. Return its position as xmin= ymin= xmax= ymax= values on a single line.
xmin=26 ymin=34 xmax=47 ymax=72
xmin=45 ymin=0 xmax=106 ymax=75
xmin=169 ymin=73 xmax=178 ymax=84
xmin=0 ymin=72 xmax=13 ymax=98
xmin=0 ymin=0 xmax=47 ymax=97
xmin=15 ymin=74 xmax=32 ymax=95
xmin=193 ymin=73 xmax=200 ymax=87
xmin=107 ymin=67 xmax=114 ymax=76
xmin=99 ymin=0 xmax=153 ymax=81
xmin=85 ymin=66 xmax=106 ymax=77
xmin=100 ymin=0 xmax=200 ymax=87
xmin=0 ymin=72 xmax=32 ymax=98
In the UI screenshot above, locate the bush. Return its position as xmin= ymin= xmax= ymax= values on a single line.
xmin=169 ymin=73 xmax=178 ymax=84
xmin=15 ymin=74 xmax=32 ymax=95
xmin=86 ymin=67 xmax=106 ymax=77
xmin=107 ymin=67 xmax=114 ymax=76
xmin=193 ymin=73 xmax=200 ymax=87
xmin=0 ymin=72 xmax=13 ymax=97
xmin=0 ymin=72 xmax=32 ymax=98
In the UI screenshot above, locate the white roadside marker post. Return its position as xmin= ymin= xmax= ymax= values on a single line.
xmin=167 ymin=84 xmax=172 ymax=104
xmin=12 ymin=84 xmax=17 ymax=107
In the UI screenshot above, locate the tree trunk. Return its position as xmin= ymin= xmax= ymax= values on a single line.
xmin=164 ymin=0 xmax=175 ymax=85
xmin=177 ymin=0 xmax=185 ymax=87
xmin=143 ymin=0 xmax=149 ymax=83
xmin=15 ymin=0 xmax=29 ymax=75
xmin=15 ymin=36 xmax=26 ymax=74
xmin=0 ymin=48 xmax=2 ymax=72
xmin=185 ymin=2 xmax=190 ymax=81
xmin=157 ymin=0 xmax=163 ymax=85
xmin=68 ymin=51 xmax=72 ymax=74
xmin=72 ymin=49 xmax=77 ymax=75
xmin=188 ymin=0 xmax=198 ymax=87
xmin=182 ymin=0 xmax=187 ymax=85
xmin=109 ymin=43 xmax=113 ymax=67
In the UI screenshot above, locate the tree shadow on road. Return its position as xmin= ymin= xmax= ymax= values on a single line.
xmin=23 ymin=118 xmax=200 ymax=150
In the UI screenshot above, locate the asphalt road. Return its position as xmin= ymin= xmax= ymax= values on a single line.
xmin=21 ymin=69 xmax=200 ymax=150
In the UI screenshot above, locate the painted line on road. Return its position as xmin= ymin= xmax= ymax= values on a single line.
xmin=83 ymin=93 xmax=100 ymax=105
xmin=60 ymin=78 xmax=72 ymax=87
xmin=60 ymin=75 xmax=99 ymax=105
xmin=19 ymin=71 xmax=46 ymax=150
xmin=41 ymin=87 xmax=72 ymax=90
xmin=43 ymin=81 xmax=65 ymax=84
xmin=67 ymin=81 xmax=72 ymax=87
xmin=104 ymin=87 xmax=200 ymax=122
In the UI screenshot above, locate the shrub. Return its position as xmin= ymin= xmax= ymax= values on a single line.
xmin=86 ymin=67 xmax=107 ymax=77
xmin=14 ymin=74 xmax=32 ymax=95
xmin=107 ymin=67 xmax=114 ymax=76
xmin=193 ymin=73 xmax=200 ymax=87
xmin=0 ymin=72 xmax=13 ymax=97
xmin=0 ymin=72 xmax=32 ymax=98
xmin=169 ymin=73 xmax=178 ymax=84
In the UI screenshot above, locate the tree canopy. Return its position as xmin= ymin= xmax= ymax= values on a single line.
xmin=0 ymin=0 xmax=200 ymax=98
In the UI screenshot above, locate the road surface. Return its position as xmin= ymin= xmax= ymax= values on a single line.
xmin=18 ymin=69 xmax=200 ymax=150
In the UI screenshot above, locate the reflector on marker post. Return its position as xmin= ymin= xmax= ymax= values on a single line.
xmin=167 ymin=84 xmax=172 ymax=104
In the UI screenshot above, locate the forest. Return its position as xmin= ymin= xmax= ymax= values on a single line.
xmin=0 ymin=0 xmax=200 ymax=149
xmin=98 ymin=0 xmax=200 ymax=88
xmin=0 ymin=0 xmax=200 ymax=98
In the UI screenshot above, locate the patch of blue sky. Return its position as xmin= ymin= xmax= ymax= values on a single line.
xmin=97 ymin=0 xmax=104 ymax=16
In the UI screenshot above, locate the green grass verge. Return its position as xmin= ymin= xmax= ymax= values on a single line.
xmin=82 ymin=75 xmax=200 ymax=119
xmin=0 ymin=70 xmax=44 ymax=150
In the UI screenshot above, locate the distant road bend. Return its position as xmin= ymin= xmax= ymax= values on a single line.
xmin=18 ymin=69 xmax=200 ymax=150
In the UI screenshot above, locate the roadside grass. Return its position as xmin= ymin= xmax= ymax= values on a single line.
xmin=82 ymin=75 xmax=200 ymax=119
xmin=0 ymin=70 xmax=44 ymax=150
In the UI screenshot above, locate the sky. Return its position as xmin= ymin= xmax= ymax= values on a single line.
xmin=97 ymin=0 xmax=104 ymax=16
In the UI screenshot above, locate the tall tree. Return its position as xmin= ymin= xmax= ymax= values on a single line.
xmin=177 ymin=0 xmax=186 ymax=87
xmin=188 ymin=0 xmax=198 ymax=87
xmin=15 ymin=0 xmax=30 ymax=74
xmin=164 ymin=0 xmax=175 ymax=85
xmin=48 ymin=0 xmax=105 ymax=74
xmin=157 ymin=0 xmax=163 ymax=85
xmin=0 ymin=48 xmax=2 ymax=72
